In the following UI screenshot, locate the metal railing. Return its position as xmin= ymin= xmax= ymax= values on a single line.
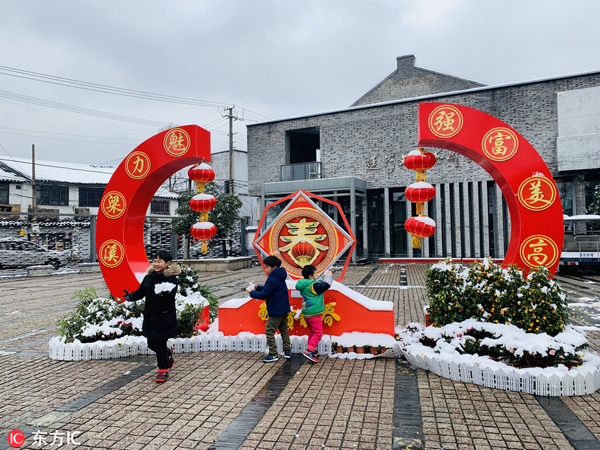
xmin=280 ymin=161 xmax=321 ymax=182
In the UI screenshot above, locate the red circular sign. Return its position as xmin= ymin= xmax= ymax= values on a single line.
xmin=100 ymin=191 xmax=127 ymax=219
xmin=271 ymin=209 xmax=337 ymax=278
xmin=8 ymin=430 xmax=25 ymax=447
xmin=428 ymin=105 xmax=464 ymax=138
xmin=482 ymin=127 xmax=519 ymax=161
xmin=518 ymin=176 xmax=557 ymax=211
xmin=519 ymin=235 xmax=559 ymax=269
xmin=124 ymin=151 xmax=151 ymax=179
xmin=164 ymin=128 xmax=191 ymax=157
xmin=99 ymin=239 xmax=125 ymax=268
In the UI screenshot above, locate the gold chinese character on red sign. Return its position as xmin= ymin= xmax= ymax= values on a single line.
xmin=99 ymin=240 xmax=125 ymax=268
xmin=482 ymin=127 xmax=519 ymax=162
xmin=519 ymin=235 xmax=558 ymax=269
xmin=428 ymin=105 xmax=463 ymax=138
xmin=164 ymin=128 xmax=191 ymax=157
xmin=518 ymin=176 xmax=557 ymax=211
xmin=101 ymin=191 xmax=127 ymax=219
xmin=125 ymin=151 xmax=151 ymax=179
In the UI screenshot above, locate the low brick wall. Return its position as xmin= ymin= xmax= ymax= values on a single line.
xmin=178 ymin=257 xmax=252 ymax=272
xmin=27 ymin=265 xmax=53 ymax=277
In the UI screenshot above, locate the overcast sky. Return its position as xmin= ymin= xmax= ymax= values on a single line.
xmin=0 ymin=0 xmax=598 ymax=166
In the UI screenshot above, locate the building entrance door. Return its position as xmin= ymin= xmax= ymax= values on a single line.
xmin=390 ymin=189 xmax=408 ymax=257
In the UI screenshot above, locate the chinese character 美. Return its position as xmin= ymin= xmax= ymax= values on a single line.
xmin=525 ymin=180 xmax=552 ymax=207
xmin=366 ymin=155 xmax=380 ymax=170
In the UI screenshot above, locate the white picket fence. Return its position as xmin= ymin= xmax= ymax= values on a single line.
xmin=48 ymin=334 xmax=333 ymax=361
xmin=402 ymin=350 xmax=600 ymax=396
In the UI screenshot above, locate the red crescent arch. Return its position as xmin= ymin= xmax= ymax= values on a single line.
xmin=418 ymin=103 xmax=564 ymax=275
xmin=96 ymin=125 xmax=211 ymax=299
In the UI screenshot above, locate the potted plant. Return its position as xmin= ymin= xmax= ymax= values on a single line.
xmin=362 ymin=345 xmax=371 ymax=354
xmin=377 ymin=345 xmax=387 ymax=355
xmin=370 ymin=346 xmax=378 ymax=355
xmin=356 ymin=345 xmax=364 ymax=354
xmin=345 ymin=345 xmax=355 ymax=353
xmin=332 ymin=341 xmax=344 ymax=353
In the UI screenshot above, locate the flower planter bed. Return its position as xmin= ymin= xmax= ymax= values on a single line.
xmin=49 ymin=333 xmax=333 ymax=361
xmin=398 ymin=320 xmax=600 ymax=396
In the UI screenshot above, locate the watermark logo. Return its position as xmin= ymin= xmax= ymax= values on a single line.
xmin=33 ymin=430 xmax=81 ymax=447
xmin=8 ymin=430 xmax=25 ymax=447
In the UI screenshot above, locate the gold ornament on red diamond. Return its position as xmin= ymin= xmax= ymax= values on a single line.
xmin=403 ymin=148 xmax=437 ymax=248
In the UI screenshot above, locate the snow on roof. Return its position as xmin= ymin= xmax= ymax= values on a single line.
xmin=0 ymin=165 xmax=26 ymax=182
xmin=0 ymin=156 xmax=181 ymax=199
xmin=0 ymin=155 xmax=114 ymax=184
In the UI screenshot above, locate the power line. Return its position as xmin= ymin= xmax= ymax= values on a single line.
xmin=0 ymin=65 xmax=232 ymax=109
xmin=0 ymin=65 xmax=270 ymax=121
xmin=0 ymin=89 xmax=169 ymax=127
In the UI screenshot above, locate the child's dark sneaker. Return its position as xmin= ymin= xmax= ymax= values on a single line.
xmin=155 ymin=369 xmax=169 ymax=383
xmin=283 ymin=350 xmax=292 ymax=359
xmin=303 ymin=350 xmax=318 ymax=362
xmin=168 ymin=346 xmax=174 ymax=369
xmin=263 ymin=354 xmax=278 ymax=363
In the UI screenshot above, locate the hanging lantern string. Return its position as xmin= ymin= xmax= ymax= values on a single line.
xmin=403 ymin=147 xmax=437 ymax=249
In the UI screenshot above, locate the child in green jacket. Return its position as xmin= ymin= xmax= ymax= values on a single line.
xmin=295 ymin=265 xmax=333 ymax=362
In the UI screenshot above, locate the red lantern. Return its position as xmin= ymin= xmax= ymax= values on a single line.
xmin=188 ymin=162 xmax=218 ymax=255
xmin=190 ymin=222 xmax=217 ymax=254
xmin=405 ymin=182 xmax=436 ymax=203
xmin=291 ymin=241 xmax=316 ymax=267
xmin=189 ymin=193 xmax=217 ymax=222
xmin=188 ymin=163 xmax=215 ymax=193
xmin=404 ymin=149 xmax=436 ymax=175
xmin=404 ymin=216 xmax=436 ymax=249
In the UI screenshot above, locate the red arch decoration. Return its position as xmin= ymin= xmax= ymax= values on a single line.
xmin=96 ymin=125 xmax=211 ymax=299
xmin=418 ymin=103 xmax=564 ymax=275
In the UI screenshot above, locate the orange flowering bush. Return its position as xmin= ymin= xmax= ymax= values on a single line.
xmin=426 ymin=259 xmax=568 ymax=336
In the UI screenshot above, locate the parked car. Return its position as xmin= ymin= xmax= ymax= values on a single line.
xmin=0 ymin=238 xmax=70 ymax=270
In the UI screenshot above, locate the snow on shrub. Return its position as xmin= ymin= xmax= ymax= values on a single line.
xmin=400 ymin=319 xmax=588 ymax=369
xmin=57 ymin=265 xmax=216 ymax=344
xmin=426 ymin=258 xmax=568 ymax=336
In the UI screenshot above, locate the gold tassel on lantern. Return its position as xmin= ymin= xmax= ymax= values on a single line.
xmin=412 ymin=236 xmax=422 ymax=249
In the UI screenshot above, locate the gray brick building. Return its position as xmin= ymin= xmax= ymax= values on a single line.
xmin=247 ymin=55 xmax=600 ymax=261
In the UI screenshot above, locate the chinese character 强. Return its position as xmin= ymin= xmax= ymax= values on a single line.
xmin=433 ymin=110 xmax=456 ymax=134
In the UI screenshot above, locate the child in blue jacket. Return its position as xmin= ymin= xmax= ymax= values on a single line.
xmin=247 ymin=255 xmax=291 ymax=362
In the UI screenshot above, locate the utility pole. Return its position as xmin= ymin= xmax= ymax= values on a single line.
xmin=31 ymin=144 xmax=38 ymax=242
xmin=224 ymin=106 xmax=238 ymax=193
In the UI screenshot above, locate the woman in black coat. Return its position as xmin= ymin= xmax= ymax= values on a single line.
xmin=124 ymin=250 xmax=180 ymax=383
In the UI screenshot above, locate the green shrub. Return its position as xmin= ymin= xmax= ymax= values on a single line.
xmin=426 ymin=259 xmax=568 ymax=336
xmin=177 ymin=264 xmax=219 ymax=322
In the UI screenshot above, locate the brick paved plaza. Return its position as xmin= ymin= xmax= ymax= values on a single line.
xmin=1 ymin=264 xmax=600 ymax=449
